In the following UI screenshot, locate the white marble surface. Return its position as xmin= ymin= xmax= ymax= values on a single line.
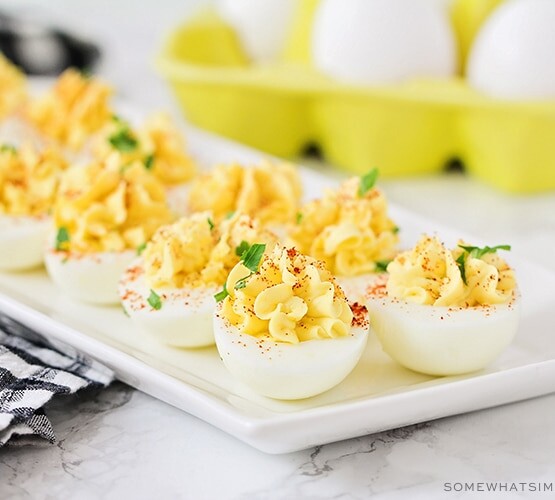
xmin=1 ymin=1 xmax=555 ymax=498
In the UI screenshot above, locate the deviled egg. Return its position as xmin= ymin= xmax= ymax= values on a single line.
xmin=187 ymin=161 xmax=302 ymax=230
xmin=214 ymin=244 xmax=369 ymax=400
xmin=288 ymin=169 xmax=399 ymax=302
xmin=0 ymin=143 xmax=67 ymax=270
xmin=119 ymin=212 xmax=277 ymax=348
xmin=366 ymin=235 xmax=520 ymax=376
xmin=45 ymin=157 xmax=173 ymax=304
xmin=93 ymin=113 xmax=197 ymax=214
xmin=26 ymin=68 xmax=113 ymax=152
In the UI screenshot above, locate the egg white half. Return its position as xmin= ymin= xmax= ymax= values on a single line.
xmin=0 ymin=215 xmax=50 ymax=271
xmin=45 ymin=247 xmax=135 ymax=305
xmin=214 ymin=307 xmax=369 ymax=400
xmin=119 ymin=258 xmax=216 ymax=348
xmin=366 ymin=293 xmax=521 ymax=376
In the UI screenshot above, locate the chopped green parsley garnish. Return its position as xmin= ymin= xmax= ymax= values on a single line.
xmin=55 ymin=227 xmax=70 ymax=251
xmin=144 ymin=153 xmax=155 ymax=170
xmin=392 ymin=226 xmax=400 ymax=234
xmin=207 ymin=217 xmax=215 ymax=231
xmin=456 ymin=244 xmax=511 ymax=285
xmin=214 ymin=284 xmax=229 ymax=303
xmin=296 ymin=212 xmax=303 ymax=224
xmin=458 ymin=244 xmax=511 ymax=260
xmin=455 ymin=253 xmax=467 ymax=285
xmin=235 ymin=240 xmax=250 ymax=257
xmin=375 ymin=260 xmax=391 ymax=273
xmin=234 ymin=276 xmax=250 ymax=290
xmin=109 ymin=128 xmax=138 ymax=152
xmin=241 ymin=243 xmax=266 ymax=273
xmin=136 ymin=242 xmax=147 ymax=255
xmin=215 ymin=243 xmax=267 ymax=302
xmin=147 ymin=289 xmax=162 ymax=310
xmin=358 ymin=168 xmax=379 ymax=197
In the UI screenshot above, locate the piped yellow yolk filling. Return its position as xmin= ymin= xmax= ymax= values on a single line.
xmin=289 ymin=177 xmax=398 ymax=276
xmin=0 ymin=54 xmax=26 ymax=119
xmin=0 ymin=144 xmax=67 ymax=216
xmin=143 ymin=212 xmax=277 ymax=289
xmin=188 ymin=161 xmax=302 ymax=225
xmin=386 ymin=235 xmax=516 ymax=307
xmin=93 ymin=113 xmax=196 ymax=186
xmin=26 ymin=69 xmax=113 ymax=150
xmin=221 ymin=246 xmax=353 ymax=344
xmin=54 ymin=158 xmax=173 ymax=253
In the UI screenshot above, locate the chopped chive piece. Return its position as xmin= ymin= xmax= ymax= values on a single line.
xmin=144 ymin=153 xmax=155 ymax=170
xmin=392 ymin=226 xmax=400 ymax=234
xmin=137 ymin=242 xmax=147 ymax=255
xmin=296 ymin=212 xmax=303 ymax=224
xmin=241 ymin=243 xmax=266 ymax=273
xmin=147 ymin=289 xmax=162 ymax=310
xmin=55 ymin=227 xmax=70 ymax=251
xmin=375 ymin=260 xmax=391 ymax=273
xmin=358 ymin=168 xmax=379 ymax=197
xmin=207 ymin=217 xmax=215 ymax=231
xmin=235 ymin=240 xmax=250 ymax=257
xmin=214 ymin=284 xmax=229 ymax=303
xmin=109 ymin=128 xmax=138 ymax=152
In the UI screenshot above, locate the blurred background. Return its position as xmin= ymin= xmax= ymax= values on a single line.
xmin=1 ymin=0 xmax=210 ymax=111
xmin=1 ymin=0 xmax=555 ymax=267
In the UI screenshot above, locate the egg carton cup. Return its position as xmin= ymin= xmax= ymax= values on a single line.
xmin=156 ymin=10 xmax=555 ymax=194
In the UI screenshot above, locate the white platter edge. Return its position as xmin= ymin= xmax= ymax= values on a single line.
xmin=1 ymin=290 xmax=554 ymax=454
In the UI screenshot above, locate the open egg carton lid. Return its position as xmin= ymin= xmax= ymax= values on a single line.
xmin=156 ymin=0 xmax=555 ymax=194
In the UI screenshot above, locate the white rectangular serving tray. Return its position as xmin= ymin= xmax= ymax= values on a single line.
xmin=1 ymin=126 xmax=555 ymax=454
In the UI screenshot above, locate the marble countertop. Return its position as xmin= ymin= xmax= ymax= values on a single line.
xmin=1 ymin=1 xmax=555 ymax=498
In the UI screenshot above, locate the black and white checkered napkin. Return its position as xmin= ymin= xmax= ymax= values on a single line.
xmin=0 ymin=315 xmax=113 ymax=446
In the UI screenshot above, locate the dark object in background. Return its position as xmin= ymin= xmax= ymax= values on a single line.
xmin=0 ymin=10 xmax=100 ymax=75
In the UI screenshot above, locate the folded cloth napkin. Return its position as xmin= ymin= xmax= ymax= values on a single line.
xmin=0 ymin=314 xmax=114 ymax=446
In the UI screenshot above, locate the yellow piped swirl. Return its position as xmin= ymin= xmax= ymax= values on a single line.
xmin=26 ymin=69 xmax=113 ymax=150
xmin=54 ymin=157 xmax=173 ymax=253
xmin=221 ymin=246 xmax=353 ymax=344
xmin=93 ymin=113 xmax=196 ymax=186
xmin=0 ymin=144 xmax=67 ymax=216
xmin=143 ymin=212 xmax=277 ymax=289
xmin=188 ymin=161 xmax=302 ymax=225
xmin=386 ymin=235 xmax=516 ymax=307
xmin=289 ymin=176 xmax=398 ymax=276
